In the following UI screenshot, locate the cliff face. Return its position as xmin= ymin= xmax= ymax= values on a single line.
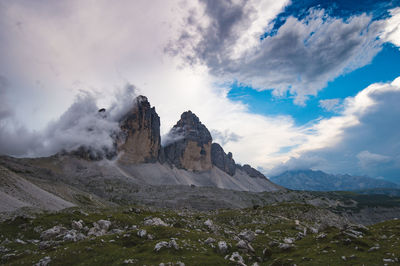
xmin=163 ymin=111 xmax=212 ymax=171
xmin=211 ymin=143 xmax=236 ymax=176
xmin=117 ymin=96 xmax=161 ymax=164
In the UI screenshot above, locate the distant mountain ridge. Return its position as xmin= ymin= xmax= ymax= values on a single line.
xmin=270 ymin=169 xmax=399 ymax=191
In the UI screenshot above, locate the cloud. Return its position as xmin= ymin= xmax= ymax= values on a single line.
xmin=268 ymin=77 xmax=400 ymax=182
xmin=1 ymin=0 xmax=399 ymax=183
xmin=357 ymin=150 xmax=392 ymax=168
xmin=169 ymin=6 xmax=384 ymax=104
xmin=210 ymin=129 xmax=242 ymax=146
xmin=0 ymin=75 xmax=12 ymax=119
xmin=381 ymin=7 xmax=400 ymax=47
xmin=319 ymin=98 xmax=342 ymax=112
xmin=0 ymin=84 xmax=136 ymax=157
xmin=161 ymin=127 xmax=185 ymax=146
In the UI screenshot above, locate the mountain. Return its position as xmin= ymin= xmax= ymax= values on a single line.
xmin=270 ymin=169 xmax=399 ymax=191
xmin=0 ymin=95 xmax=281 ymax=214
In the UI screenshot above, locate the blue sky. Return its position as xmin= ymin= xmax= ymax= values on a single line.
xmin=228 ymin=43 xmax=400 ymax=126
xmin=0 ymin=0 xmax=400 ymax=182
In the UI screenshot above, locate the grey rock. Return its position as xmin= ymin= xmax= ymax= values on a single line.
xmin=154 ymin=241 xmax=169 ymax=252
xmin=118 ymin=95 xmax=161 ymax=164
xmin=383 ymin=258 xmax=395 ymax=263
xmin=283 ymin=237 xmax=295 ymax=244
xmin=123 ymin=259 xmax=138 ymax=264
xmin=204 ymin=237 xmax=216 ymax=245
xmin=239 ymin=230 xmax=256 ymax=242
xmin=144 ymin=217 xmax=169 ymax=227
xmin=137 ymin=229 xmax=147 ymax=238
xmin=40 ymin=225 xmax=67 ymax=240
xmin=88 ymin=224 xmax=107 ymax=237
xmin=97 ymin=220 xmax=111 ymax=231
xmin=278 ymin=243 xmax=293 ymax=250
xmin=236 ymin=240 xmax=248 ymax=249
xmin=163 ymin=111 xmax=212 ymax=171
xmin=38 ymin=241 xmax=59 ymax=250
xmin=236 ymin=164 xmax=265 ymax=179
xmin=15 ymin=239 xmax=27 ymax=244
xmin=35 ymin=256 xmax=51 ymax=266
xmin=204 ymin=219 xmax=215 ymax=231
xmin=211 ymin=143 xmax=236 ymax=176
xmin=218 ymin=241 xmax=228 ymax=254
xmin=110 ymin=229 xmax=124 ymax=234
xmin=229 ymin=252 xmax=245 ymax=265
xmin=63 ymin=230 xmax=86 ymax=242
xmin=368 ymin=246 xmax=380 ymax=252
xmin=71 ymin=220 xmax=83 ymax=230
xmin=169 ymin=239 xmax=179 ymax=250
xmin=236 ymin=240 xmax=255 ymax=253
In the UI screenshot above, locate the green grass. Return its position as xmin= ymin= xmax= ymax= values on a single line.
xmin=0 ymin=203 xmax=399 ymax=265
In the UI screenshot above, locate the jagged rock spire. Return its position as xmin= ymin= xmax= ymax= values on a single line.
xmin=117 ymin=95 xmax=161 ymax=164
xmin=211 ymin=143 xmax=236 ymax=176
xmin=163 ymin=111 xmax=212 ymax=171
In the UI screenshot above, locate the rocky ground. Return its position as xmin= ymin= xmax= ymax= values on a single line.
xmin=1 ymin=203 xmax=399 ymax=265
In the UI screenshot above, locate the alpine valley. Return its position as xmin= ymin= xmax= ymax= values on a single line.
xmin=1 ymin=96 xmax=400 ymax=265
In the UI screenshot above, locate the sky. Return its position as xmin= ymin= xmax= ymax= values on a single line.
xmin=0 ymin=0 xmax=400 ymax=182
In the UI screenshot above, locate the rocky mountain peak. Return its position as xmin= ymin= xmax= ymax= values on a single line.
xmin=117 ymin=95 xmax=161 ymax=164
xmin=163 ymin=111 xmax=212 ymax=171
xmin=172 ymin=111 xmax=212 ymax=145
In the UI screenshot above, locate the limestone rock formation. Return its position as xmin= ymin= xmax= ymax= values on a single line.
xmin=117 ymin=96 xmax=161 ymax=164
xmin=163 ymin=111 xmax=212 ymax=171
xmin=211 ymin=143 xmax=236 ymax=176
xmin=236 ymin=164 xmax=265 ymax=179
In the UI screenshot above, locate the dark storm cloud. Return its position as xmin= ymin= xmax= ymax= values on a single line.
xmin=166 ymin=0 xmax=252 ymax=67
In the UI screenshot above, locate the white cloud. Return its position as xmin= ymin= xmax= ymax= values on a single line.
xmin=0 ymin=85 xmax=137 ymax=157
xmin=0 ymin=0 xmax=304 ymax=168
xmin=319 ymin=98 xmax=342 ymax=112
xmin=269 ymin=76 xmax=400 ymax=181
xmin=357 ymin=150 xmax=392 ymax=168
xmin=169 ymin=6 xmax=383 ymax=104
xmin=381 ymin=7 xmax=400 ymax=47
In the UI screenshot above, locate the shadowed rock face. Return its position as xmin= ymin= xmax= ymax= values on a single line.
xmin=211 ymin=143 xmax=236 ymax=176
xmin=237 ymin=164 xmax=265 ymax=179
xmin=117 ymin=96 xmax=161 ymax=164
xmin=163 ymin=111 xmax=212 ymax=171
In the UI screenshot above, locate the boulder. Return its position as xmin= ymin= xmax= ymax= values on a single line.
xmin=154 ymin=241 xmax=169 ymax=252
xmin=144 ymin=217 xmax=169 ymax=227
xmin=229 ymin=252 xmax=245 ymax=265
xmin=35 ymin=256 xmax=51 ymax=266
xmin=137 ymin=229 xmax=147 ymax=238
xmin=218 ymin=241 xmax=228 ymax=254
xmin=97 ymin=220 xmax=112 ymax=231
xmin=40 ymin=226 xmax=67 ymax=241
xmin=204 ymin=237 xmax=216 ymax=245
xmin=71 ymin=220 xmax=83 ymax=230
xmin=239 ymin=230 xmax=256 ymax=242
